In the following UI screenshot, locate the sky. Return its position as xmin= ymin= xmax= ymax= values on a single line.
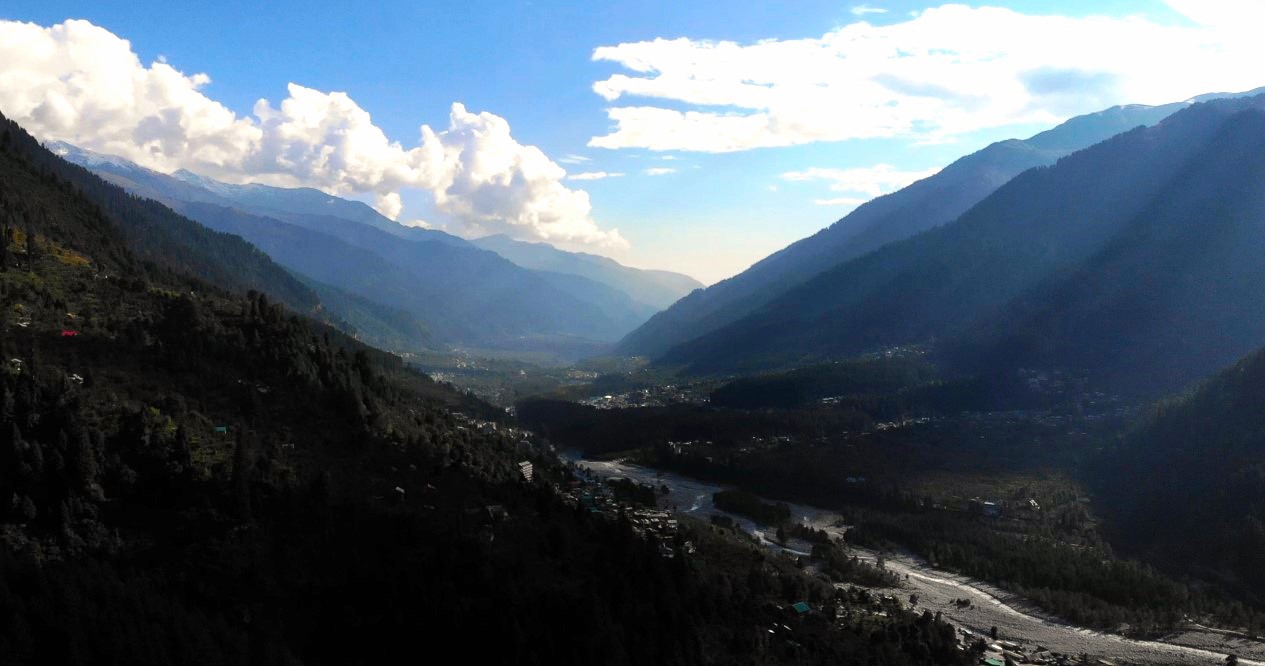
xmin=0 ymin=1 xmax=1262 ymax=284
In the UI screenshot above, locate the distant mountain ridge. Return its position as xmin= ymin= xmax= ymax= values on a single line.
xmin=169 ymin=168 xmax=470 ymax=247
xmin=618 ymin=89 xmax=1265 ymax=359
xmin=53 ymin=143 xmax=688 ymax=355
xmin=470 ymin=233 xmax=701 ymax=311
xmin=661 ymin=94 xmax=1265 ymax=398
xmin=167 ymin=169 xmax=700 ymax=311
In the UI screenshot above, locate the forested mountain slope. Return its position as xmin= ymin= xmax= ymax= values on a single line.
xmin=617 ymin=100 xmax=1190 ymax=359
xmin=945 ymin=107 xmax=1265 ymax=394
xmin=661 ymin=95 xmax=1265 ymax=397
xmin=1095 ymin=345 xmax=1265 ymax=604
xmin=7 ymin=127 xmax=319 ymax=315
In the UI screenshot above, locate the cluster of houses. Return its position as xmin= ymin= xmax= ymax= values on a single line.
xmin=873 ymin=416 xmax=934 ymax=432
xmin=580 ymin=383 xmax=710 ymax=410
xmin=450 ymin=413 xmax=550 ymax=485
xmin=669 ymin=435 xmax=798 ymax=459
xmin=560 ymin=474 xmax=693 ymax=559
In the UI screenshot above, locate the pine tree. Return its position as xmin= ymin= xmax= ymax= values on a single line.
xmin=0 ymin=223 xmax=9 ymax=271
xmin=23 ymin=225 xmax=38 ymax=270
xmin=232 ymin=429 xmax=253 ymax=522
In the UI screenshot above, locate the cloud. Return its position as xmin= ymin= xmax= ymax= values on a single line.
xmin=558 ymin=153 xmax=591 ymax=164
xmin=813 ymin=197 xmax=869 ymax=206
xmin=781 ymin=164 xmax=940 ymax=198
xmin=566 ymin=171 xmax=624 ymax=180
xmin=420 ymin=103 xmax=626 ymax=246
xmin=850 ymin=5 xmax=887 ymax=16
xmin=375 ymin=192 xmax=405 ymax=220
xmin=588 ymin=3 xmax=1265 ymax=152
xmin=0 ymin=19 xmax=625 ymax=249
xmin=643 ymin=167 xmax=676 ymax=176
xmin=0 ymin=19 xmax=260 ymax=172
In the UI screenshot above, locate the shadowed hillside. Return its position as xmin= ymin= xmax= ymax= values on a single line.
xmin=618 ymin=99 xmax=1195 ymax=359
xmin=661 ymin=95 xmax=1265 ymax=399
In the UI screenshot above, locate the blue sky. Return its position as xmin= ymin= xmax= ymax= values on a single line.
xmin=0 ymin=0 xmax=1253 ymax=283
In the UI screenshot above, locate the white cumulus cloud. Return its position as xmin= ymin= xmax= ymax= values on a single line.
xmin=643 ymin=167 xmax=676 ymax=176
xmin=0 ymin=19 xmax=625 ymax=249
xmin=588 ymin=3 xmax=1265 ymax=152
xmin=0 ymin=19 xmax=260 ymax=173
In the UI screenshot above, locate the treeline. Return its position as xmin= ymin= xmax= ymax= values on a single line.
xmin=714 ymin=489 xmax=792 ymax=525
xmin=606 ymin=477 xmax=659 ymax=506
xmin=517 ymin=398 xmax=888 ymax=458
xmin=709 ymin=356 xmax=938 ymax=410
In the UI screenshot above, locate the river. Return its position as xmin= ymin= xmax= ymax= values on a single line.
xmin=569 ymin=455 xmax=1265 ymax=666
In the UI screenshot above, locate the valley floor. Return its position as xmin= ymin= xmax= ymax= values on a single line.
xmin=574 ymin=456 xmax=1265 ymax=666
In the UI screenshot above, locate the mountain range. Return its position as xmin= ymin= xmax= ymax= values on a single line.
xmin=657 ymin=93 xmax=1265 ymax=398
xmin=619 ymin=89 xmax=1265 ymax=361
xmin=470 ymin=233 xmax=700 ymax=311
xmin=51 ymin=143 xmax=700 ymax=356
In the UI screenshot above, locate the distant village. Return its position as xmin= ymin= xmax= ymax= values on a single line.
xmin=580 ymin=383 xmax=712 ymax=409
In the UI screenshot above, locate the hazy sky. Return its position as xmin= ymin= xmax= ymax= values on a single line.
xmin=1 ymin=1 xmax=1261 ymax=283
